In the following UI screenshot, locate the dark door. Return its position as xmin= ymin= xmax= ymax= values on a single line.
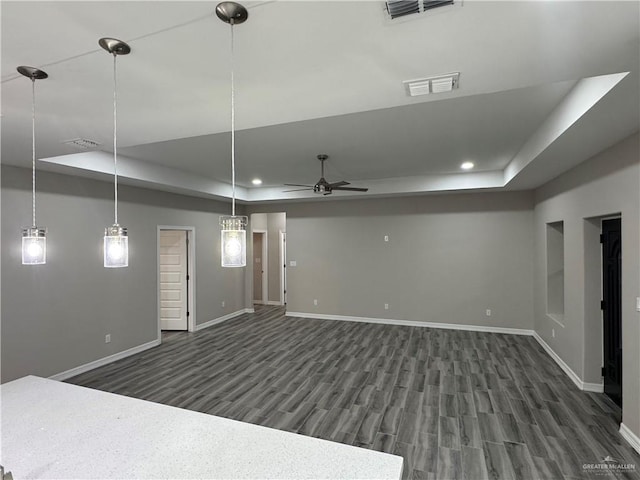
xmin=602 ymin=218 xmax=622 ymax=407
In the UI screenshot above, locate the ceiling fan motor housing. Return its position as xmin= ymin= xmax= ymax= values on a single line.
xmin=313 ymin=178 xmax=330 ymax=194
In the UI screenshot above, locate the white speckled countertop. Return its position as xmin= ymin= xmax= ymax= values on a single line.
xmin=0 ymin=376 xmax=403 ymax=479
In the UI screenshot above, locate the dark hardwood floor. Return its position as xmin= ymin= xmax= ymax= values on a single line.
xmin=68 ymin=306 xmax=640 ymax=479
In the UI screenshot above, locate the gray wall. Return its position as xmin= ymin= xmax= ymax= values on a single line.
xmin=249 ymin=191 xmax=535 ymax=330
xmin=533 ymin=132 xmax=640 ymax=439
xmin=1 ymin=166 xmax=245 ymax=382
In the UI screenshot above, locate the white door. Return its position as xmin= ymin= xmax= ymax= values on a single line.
xmin=160 ymin=230 xmax=188 ymax=330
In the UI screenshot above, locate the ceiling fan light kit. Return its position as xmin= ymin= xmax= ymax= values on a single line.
xmin=18 ymin=66 xmax=48 ymax=265
xmin=218 ymin=1 xmax=248 ymax=268
xmin=100 ymin=37 xmax=130 ymax=268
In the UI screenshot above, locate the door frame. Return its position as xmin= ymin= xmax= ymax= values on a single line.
xmin=253 ymin=230 xmax=268 ymax=305
xmin=157 ymin=226 xmax=196 ymax=339
xmin=279 ymin=230 xmax=286 ymax=306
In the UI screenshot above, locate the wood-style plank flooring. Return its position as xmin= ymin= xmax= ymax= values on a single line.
xmin=69 ymin=306 xmax=640 ymax=479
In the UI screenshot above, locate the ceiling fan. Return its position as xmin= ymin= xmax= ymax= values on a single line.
xmin=284 ymin=154 xmax=369 ymax=196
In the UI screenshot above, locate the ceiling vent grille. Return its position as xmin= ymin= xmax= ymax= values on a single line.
xmin=403 ymin=72 xmax=460 ymax=97
xmin=386 ymin=0 xmax=454 ymax=19
xmin=63 ymin=138 xmax=101 ymax=150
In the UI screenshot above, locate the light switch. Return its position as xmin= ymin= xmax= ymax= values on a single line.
xmin=290 ymin=260 xmax=297 ymax=267
xmin=384 ymin=235 xmax=389 ymax=242
xmin=636 ymin=297 xmax=640 ymax=312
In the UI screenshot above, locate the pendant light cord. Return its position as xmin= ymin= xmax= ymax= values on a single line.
xmin=113 ymin=53 xmax=119 ymax=225
xmin=31 ymin=78 xmax=37 ymax=228
xmin=230 ymin=21 xmax=236 ymax=217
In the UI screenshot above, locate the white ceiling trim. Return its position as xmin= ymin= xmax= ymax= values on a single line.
xmin=38 ymin=150 xmax=249 ymax=202
xmin=504 ymin=71 xmax=629 ymax=185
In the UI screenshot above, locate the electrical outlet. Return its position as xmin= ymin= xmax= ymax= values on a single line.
xmin=552 ymin=328 xmax=555 ymax=338
xmin=384 ymin=303 xmax=389 ymax=310
xmin=384 ymin=235 xmax=389 ymax=242
xmin=314 ymin=299 xmax=318 ymax=306
xmin=221 ymin=301 xmax=225 ymax=308
xmin=485 ymin=309 xmax=492 ymax=317
xmin=290 ymin=260 xmax=297 ymax=267
xmin=105 ymin=334 xmax=111 ymax=344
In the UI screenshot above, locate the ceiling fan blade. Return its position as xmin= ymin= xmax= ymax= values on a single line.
xmin=284 ymin=183 xmax=314 ymax=188
xmin=283 ymin=188 xmax=313 ymax=192
xmin=328 ymin=180 xmax=350 ymax=188
xmin=332 ymin=186 xmax=369 ymax=192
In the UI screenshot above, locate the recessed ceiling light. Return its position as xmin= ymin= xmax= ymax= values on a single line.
xmin=460 ymin=162 xmax=474 ymax=170
xmin=251 ymin=178 xmax=262 ymax=185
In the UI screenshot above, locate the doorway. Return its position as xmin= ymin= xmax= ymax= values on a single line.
xmin=601 ymin=218 xmax=622 ymax=407
xmin=253 ymin=230 xmax=268 ymax=305
xmin=250 ymin=212 xmax=286 ymax=308
xmin=158 ymin=227 xmax=195 ymax=333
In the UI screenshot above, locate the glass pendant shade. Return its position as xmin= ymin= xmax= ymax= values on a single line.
xmin=220 ymin=215 xmax=247 ymax=267
xmin=104 ymin=225 xmax=128 ymax=268
xmin=22 ymin=227 xmax=46 ymax=265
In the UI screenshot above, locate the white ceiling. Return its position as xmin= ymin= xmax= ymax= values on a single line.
xmin=1 ymin=1 xmax=639 ymax=202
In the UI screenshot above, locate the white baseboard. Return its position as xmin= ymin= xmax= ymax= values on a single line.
xmin=267 ymin=301 xmax=283 ymax=306
xmin=285 ymin=311 xmax=535 ymax=336
xmin=532 ymin=332 xmax=604 ymax=393
xmin=582 ymin=382 xmax=604 ymax=393
xmin=620 ymin=423 xmax=640 ymax=455
xmin=195 ymin=308 xmax=253 ymax=332
xmin=49 ymin=308 xmax=253 ymax=381
xmin=49 ymin=339 xmax=161 ymax=381
xmin=532 ymin=332 xmax=583 ymax=390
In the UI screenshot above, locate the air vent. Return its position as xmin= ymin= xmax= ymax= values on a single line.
xmin=386 ymin=0 xmax=454 ymax=19
xmin=403 ymin=72 xmax=460 ymax=97
xmin=63 ymin=138 xmax=101 ymax=150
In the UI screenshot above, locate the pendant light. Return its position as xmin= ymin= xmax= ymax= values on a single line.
xmin=17 ymin=66 xmax=48 ymax=265
xmin=99 ymin=38 xmax=131 ymax=268
xmin=217 ymin=2 xmax=248 ymax=268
